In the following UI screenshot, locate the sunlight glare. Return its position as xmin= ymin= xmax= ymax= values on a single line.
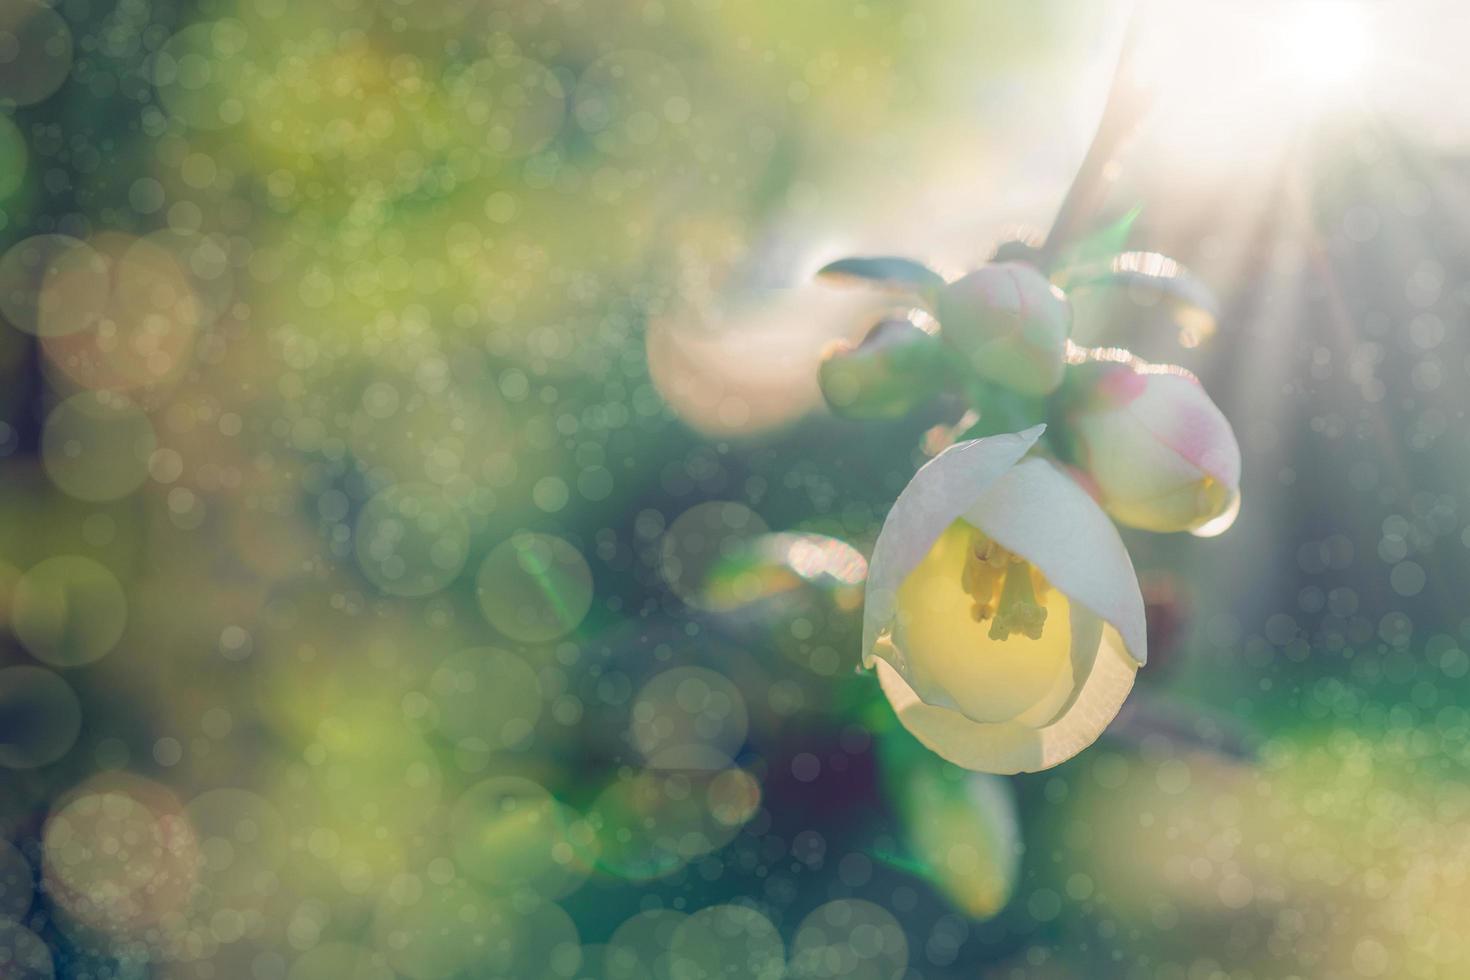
xmin=1273 ymin=1 xmax=1372 ymax=92
xmin=1135 ymin=0 xmax=1377 ymax=169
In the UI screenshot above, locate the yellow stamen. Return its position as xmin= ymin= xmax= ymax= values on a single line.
xmin=961 ymin=532 xmax=1007 ymax=622
xmin=961 ymin=528 xmax=1050 ymax=641
xmin=989 ymin=556 xmax=1047 ymax=641
xmin=893 ymin=520 xmax=1075 ymax=725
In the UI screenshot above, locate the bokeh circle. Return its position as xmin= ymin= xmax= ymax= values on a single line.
xmin=12 ymin=556 xmax=127 ymax=667
xmin=0 ymin=917 xmax=52 ymax=979
xmin=41 ymin=392 xmax=156 ymax=502
xmin=476 ymin=532 xmax=593 ymax=642
xmin=354 ymin=484 xmax=470 ymax=597
xmin=788 ymin=899 xmax=909 ymax=980
xmin=0 ymin=0 xmax=73 ymax=108
xmin=0 ymin=667 xmax=81 ymax=769
xmin=667 ymin=904 xmax=785 ymax=980
xmin=428 ymin=647 xmax=542 ymax=749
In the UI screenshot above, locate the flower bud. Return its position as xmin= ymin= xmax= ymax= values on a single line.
xmin=1062 ymin=359 xmax=1241 ymax=535
xmin=936 ymin=263 xmax=1070 ymax=395
xmin=818 ymin=316 xmax=944 ymax=420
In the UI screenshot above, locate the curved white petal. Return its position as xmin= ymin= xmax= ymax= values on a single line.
xmin=861 ymin=425 xmax=1045 ymax=667
xmin=875 ymin=626 xmax=1138 ymax=774
xmin=961 ymin=457 xmax=1147 ymax=666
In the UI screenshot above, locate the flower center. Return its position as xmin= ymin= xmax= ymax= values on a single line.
xmin=890 ymin=520 xmax=1076 ymax=726
xmin=960 ymin=528 xmax=1051 ymax=642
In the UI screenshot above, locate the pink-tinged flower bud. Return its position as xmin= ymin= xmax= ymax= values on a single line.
xmin=936 ymin=263 xmax=1070 ymax=396
xmin=1063 ymin=359 xmax=1241 ymax=535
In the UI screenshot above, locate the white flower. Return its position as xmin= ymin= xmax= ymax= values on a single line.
xmin=863 ymin=426 xmax=1146 ymax=774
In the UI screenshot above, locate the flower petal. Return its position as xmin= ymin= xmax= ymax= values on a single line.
xmin=961 ymin=457 xmax=1147 ymax=666
xmin=861 ymin=425 xmax=1045 ymax=666
xmin=1191 ymin=487 xmax=1241 ymax=538
xmin=875 ymin=626 xmax=1138 ymax=774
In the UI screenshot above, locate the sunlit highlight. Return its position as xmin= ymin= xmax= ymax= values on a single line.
xmin=1135 ymin=0 xmax=1379 ymax=166
xmin=1274 ymin=2 xmax=1372 ymax=92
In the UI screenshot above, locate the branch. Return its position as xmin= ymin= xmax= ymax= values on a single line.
xmin=1037 ymin=7 xmax=1153 ymax=271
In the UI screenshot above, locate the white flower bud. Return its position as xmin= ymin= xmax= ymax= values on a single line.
xmin=936 ymin=263 xmax=1070 ymax=395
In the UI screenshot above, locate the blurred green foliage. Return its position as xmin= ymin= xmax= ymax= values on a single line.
xmin=1 ymin=0 xmax=1469 ymax=978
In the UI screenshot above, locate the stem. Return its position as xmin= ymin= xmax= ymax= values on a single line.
xmin=1037 ymin=6 xmax=1153 ymax=272
xmin=958 ymin=382 xmax=1045 ymax=441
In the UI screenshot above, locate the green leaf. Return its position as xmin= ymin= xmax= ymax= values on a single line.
xmin=1050 ymin=206 xmax=1140 ymax=274
xmin=876 ymin=729 xmax=1022 ymax=920
xmin=815 ymin=256 xmax=946 ymax=302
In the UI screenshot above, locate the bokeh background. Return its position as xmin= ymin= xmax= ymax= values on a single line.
xmin=2 ymin=0 xmax=1470 ymax=977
